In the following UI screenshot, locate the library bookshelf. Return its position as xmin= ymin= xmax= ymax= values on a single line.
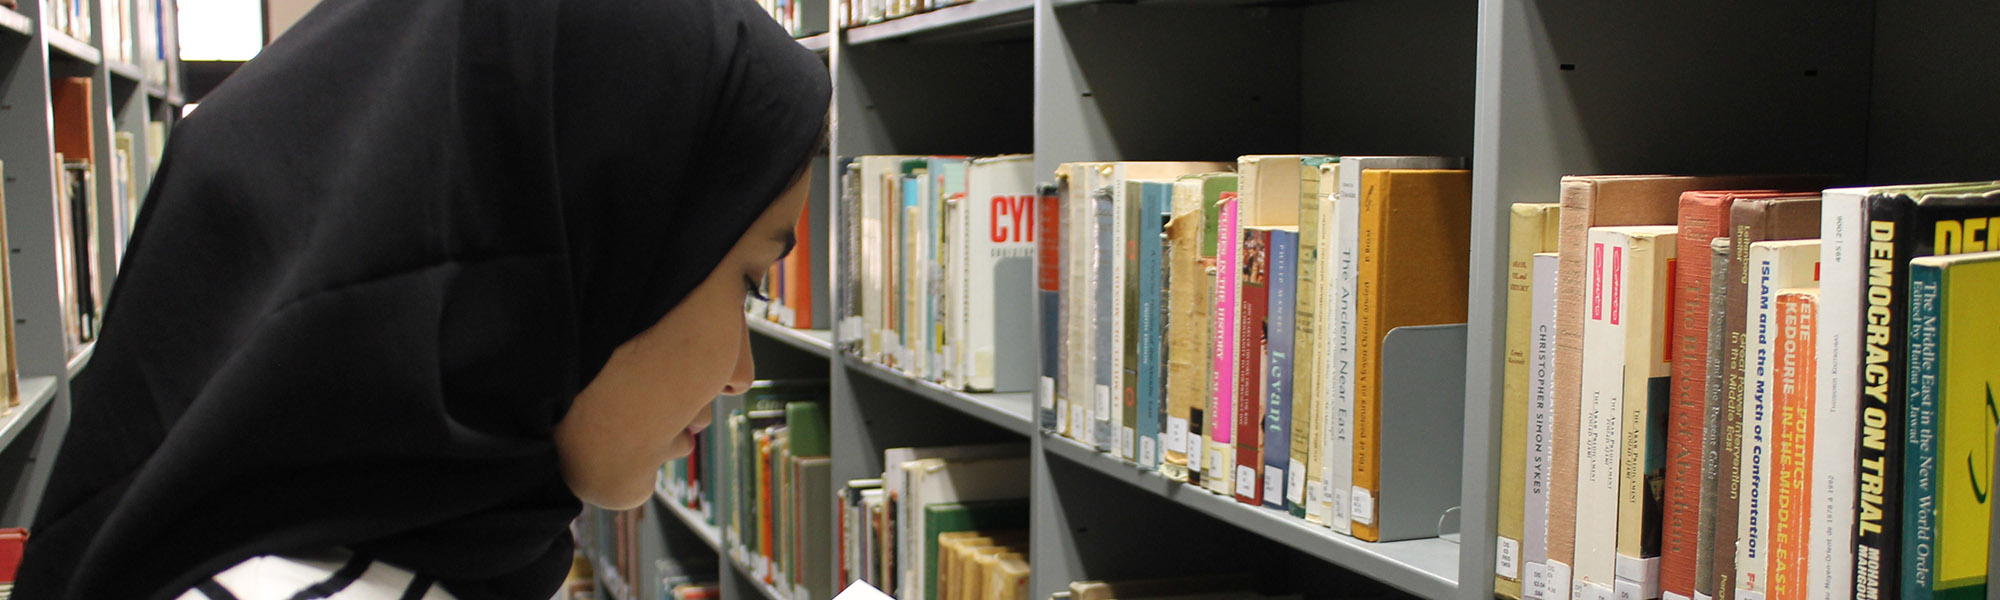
xmin=589 ymin=2 xmax=2000 ymax=600
xmin=0 ymin=0 xmax=183 ymax=528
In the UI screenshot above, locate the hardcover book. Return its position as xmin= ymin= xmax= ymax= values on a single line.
xmin=1262 ymin=228 xmax=1299 ymax=510
xmin=1232 ymin=225 xmax=1274 ymax=504
xmin=1350 ymin=169 xmax=1471 ymax=542
xmin=1505 ymin=203 xmax=1561 ymax=599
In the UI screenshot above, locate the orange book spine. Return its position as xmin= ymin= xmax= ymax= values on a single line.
xmin=1769 ymin=290 xmax=1817 ymax=600
xmin=791 ymin=204 xmax=814 ymax=329
xmin=1351 ymin=169 xmax=1471 ymax=542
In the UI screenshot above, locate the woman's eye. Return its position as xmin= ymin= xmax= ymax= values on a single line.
xmin=744 ymin=274 xmax=770 ymax=302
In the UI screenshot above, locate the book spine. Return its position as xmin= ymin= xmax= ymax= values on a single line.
xmin=1206 ymin=196 xmax=1240 ymax=496
xmin=1716 ymin=207 xmax=1756 ymax=600
xmin=1038 ymin=183 xmax=1062 ymax=431
xmin=1550 ymin=181 xmax=1594 ymax=593
xmin=1094 ymin=185 xmax=1116 ymax=452
xmin=1234 ymin=227 xmax=1272 ymax=505
xmin=1810 ymin=192 xmax=1863 ymax=600
xmin=1309 ymin=175 xmax=1338 ymax=526
xmin=1123 ymin=181 xmax=1144 ymax=463
xmin=1666 ymin=194 xmax=1729 ymax=600
xmin=1066 ymin=171 xmax=1092 ymax=441
xmin=1855 ymin=197 xmax=1909 ymax=600
xmin=841 ymin=161 xmax=862 ymax=355
xmin=1291 ymin=170 xmax=1321 ymax=520
xmin=1139 ymin=186 xmax=1169 ymax=470
xmin=1737 ymin=244 xmax=1778 ymax=598
xmin=1527 ymin=251 xmax=1561 ymax=600
xmin=1771 ymin=290 xmax=1817 ymax=600
xmin=1904 ymin=263 xmax=1940 ymax=600
xmin=1614 ymin=231 xmax=1673 ymax=600
xmin=1264 ymin=229 xmax=1298 ymax=511
xmin=1330 ymin=169 xmax=1361 ymax=535
xmin=1113 ymin=180 xmax=1134 ymax=460
xmin=1162 ymin=201 xmax=1206 ymax=483
xmin=1575 ymin=228 xmax=1630 ymax=597
xmin=1504 ymin=204 xmax=1558 ymax=597
xmin=1697 ymin=238 xmax=1731 ymax=600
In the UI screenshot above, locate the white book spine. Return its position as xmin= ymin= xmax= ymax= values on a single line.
xmin=1810 ymin=190 xmax=1863 ymax=600
xmin=1110 ymin=171 xmax=1131 ymax=460
xmin=1527 ymin=251 xmax=1561 ymax=598
xmin=946 ymin=173 xmax=968 ymax=390
xmin=1066 ymin=169 xmax=1094 ymax=442
xmin=1574 ymin=227 xmax=1630 ymax=590
xmin=963 ymin=157 xmax=1035 ymax=392
xmin=1736 ymin=241 xmax=1820 ymax=597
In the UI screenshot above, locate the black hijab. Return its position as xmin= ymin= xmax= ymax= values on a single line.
xmin=15 ymin=0 xmax=829 ymax=597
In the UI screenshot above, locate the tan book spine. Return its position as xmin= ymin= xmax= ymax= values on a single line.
xmin=1162 ymin=203 xmax=1207 ymax=482
xmin=1288 ymin=162 xmax=1324 ymax=517
xmin=1615 ymin=229 xmax=1676 ymax=594
xmin=1502 ymin=203 xmax=1561 ymax=598
xmin=1351 ymin=169 xmax=1471 ymax=542
xmin=1308 ymin=166 xmax=1338 ymax=525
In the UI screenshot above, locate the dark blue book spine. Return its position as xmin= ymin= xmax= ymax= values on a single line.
xmin=1262 ymin=229 xmax=1297 ymax=510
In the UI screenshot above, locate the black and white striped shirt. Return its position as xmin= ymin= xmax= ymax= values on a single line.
xmin=175 ymin=550 xmax=456 ymax=600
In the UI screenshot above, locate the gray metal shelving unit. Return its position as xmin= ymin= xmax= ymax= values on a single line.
xmin=0 ymin=0 xmax=184 ymax=529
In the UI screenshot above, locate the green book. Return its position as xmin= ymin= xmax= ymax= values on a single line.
xmin=1909 ymin=251 xmax=2000 ymax=600
xmin=786 ymin=401 xmax=831 ymax=457
xmin=793 ymin=455 xmax=835 ymax=600
xmin=922 ymin=499 xmax=1030 ymax=600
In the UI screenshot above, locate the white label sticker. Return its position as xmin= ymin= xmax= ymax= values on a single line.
xmin=1166 ymin=417 xmax=1190 ymax=456
xmin=1612 ymin=580 xmax=1639 ymax=600
xmin=1094 ymin=385 xmax=1111 ymax=418
xmin=1121 ymin=427 xmax=1136 ymax=460
xmin=1286 ymin=459 xmax=1306 ymax=504
xmin=1263 ymin=466 xmax=1284 ymax=503
xmin=1497 ymin=536 xmax=1521 ymax=579
xmin=1235 ymin=465 xmax=1256 ymax=498
xmin=1693 ymin=593 xmax=1713 ymax=600
xmin=1069 ymin=404 xmax=1084 ymax=439
xmin=1737 ymin=592 xmax=1764 ymax=600
xmin=1189 ymin=438 xmax=1204 ymax=472
xmin=1039 ymin=377 xmax=1055 ymax=410
xmin=1351 ymin=488 xmax=1375 ymax=525
xmin=1660 ymin=594 xmax=1690 ymax=600
xmin=1549 ymin=562 xmax=1573 ymax=600
xmin=1208 ymin=448 xmax=1230 ymax=483
xmin=1581 ymin=581 xmax=1611 ymax=600
xmin=1140 ymin=436 xmax=1157 ymax=469
xmin=795 ymin=583 xmax=810 ymax=600
xmin=1526 ymin=562 xmax=1548 ymax=600
xmin=1306 ymin=482 xmax=1327 ymax=518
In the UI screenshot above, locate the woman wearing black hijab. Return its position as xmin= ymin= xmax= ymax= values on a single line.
xmin=12 ymin=0 xmax=830 ymax=597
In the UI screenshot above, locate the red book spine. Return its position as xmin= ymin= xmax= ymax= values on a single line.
xmin=1663 ymin=191 xmax=1731 ymax=598
xmin=1234 ymin=227 xmax=1271 ymax=505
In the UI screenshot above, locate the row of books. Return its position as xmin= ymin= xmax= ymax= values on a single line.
xmin=660 ymin=380 xmax=835 ymax=600
xmin=836 ymin=0 xmax=974 ymax=30
xmin=1492 ymin=177 xmax=2000 ymax=600
xmin=1039 ymin=157 xmax=1471 ymax=545
xmin=752 ymin=0 xmax=828 ymax=40
xmin=748 ymin=197 xmax=817 ymax=329
xmin=836 ymin=155 xmax=1039 ymax=394
xmin=43 ymin=0 xmax=89 ymax=45
xmin=835 ymin=443 xmax=1029 ymax=600
xmin=572 ymin=506 xmax=654 ymax=600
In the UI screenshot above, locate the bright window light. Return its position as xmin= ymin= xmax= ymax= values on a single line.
xmin=178 ymin=0 xmax=263 ymax=61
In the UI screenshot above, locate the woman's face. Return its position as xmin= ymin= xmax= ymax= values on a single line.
xmin=554 ymin=168 xmax=811 ymax=510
